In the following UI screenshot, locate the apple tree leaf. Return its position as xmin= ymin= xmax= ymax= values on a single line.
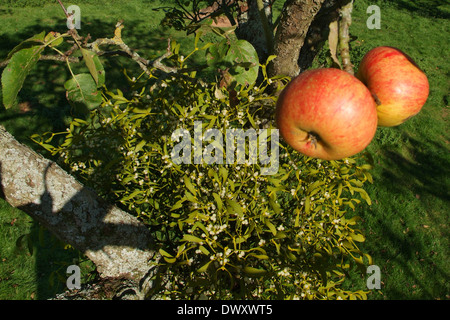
xmin=205 ymin=39 xmax=230 ymax=70
xmin=80 ymin=48 xmax=105 ymax=87
xmin=44 ymin=31 xmax=64 ymax=48
xmin=6 ymin=31 xmax=45 ymax=59
xmin=224 ymin=40 xmax=259 ymax=87
xmin=206 ymin=39 xmax=259 ymax=87
xmin=1 ymin=45 xmax=45 ymax=109
xmin=64 ymin=73 xmax=102 ymax=111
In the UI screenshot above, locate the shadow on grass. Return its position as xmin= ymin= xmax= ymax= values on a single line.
xmin=0 ymin=161 xmax=85 ymax=299
xmin=360 ymin=130 xmax=449 ymax=299
xmin=379 ymin=135 xmax=449 ymax=202
xmin=0 ymin=16 xmax=197 ymax=147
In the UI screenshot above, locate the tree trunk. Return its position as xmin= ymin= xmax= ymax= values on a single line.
xmin=269 ymin=0 xmax=326 ymax=78
xmin=235 ymin=0 xmax=273 ymax=64
xmin=0 ymin=125 xmax=159 ymax=285
xmin=268 ymin=0 xmax=352 ymax=78
xmin=298 ymin=0 xmax=351 ymax=72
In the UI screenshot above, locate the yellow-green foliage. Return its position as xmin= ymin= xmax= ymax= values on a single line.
xmin=34 ymin=40 xmax=374 ymax=300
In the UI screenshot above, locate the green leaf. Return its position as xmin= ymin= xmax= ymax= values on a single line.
xmin=353 ymin=255 xmax=364 ymax=265
xmin=364 ymin=253 xmax=373 ymax=265
xmin=206 ymin=39 xmax=259 ymax=87
xmin=185 ymin=191 xmax=197 ymax=203
xmin=194 ymin=30 xmax=203 ymax=49
xmin=350 ymin=232 xmax=365 ymax=242
xmin=80 ymin=48 xmax=105 ymax=87
xmin=6 ymin=31 xmax=45 ymax=59
xmin=265 ymin=55 xmax=277 ymax=64
xmin=205 ymin=39 xmax=230 ymax=69
xmin=219 ymin=166 xmax=228 ymax=183
xmin=198 ymin=245 xmax=210 ymax=255
xmin=197 ymin=260 xmax=212 ymax=273
xmin=44 ymin=31 xmax=64 ymax=47
xmin=226 ymin=199 xmax=243 ymax=217
xmin=64 ymin=73 xmax=102 ymax=110
xmin=212 ymin=193 xmax=223 ymax=211
xmin=234 ymin=236 xmax=247 ymax=244
xmin=176 ymin=243 xmax=186 ymax=257
xmin=337 ymin=183 xmax=343 ymax=198
xmin=304 ymin=196 xmax=311 ymax=214
xmin=159 ymin=248 xmax=173 ymax=257
xmin=307 ymin=180 xmax=325 ymax=194
xmin=225 ymin=40 xmax=259 ymax=86
xmin=182 ymin=234 xmax=204 ymax=243
xmin=294 ymin=208 xmax=301 ymax=227
xmin=265 ymin=220 xmax=277 ymax=236
xmin=121 ymin=189 xmax=143 ymax=201
xmin=183 ymin=175 xmax=197 ymax=196
xmin=170 ymin=198 xmax=186 ymax=211
xmin=163 ymin=256 xmax=177 ymax=263
xmin=2 ymin=45 xmax=45 ymax=109
xmin=346 ymin=216 xmax=362 ymax=225
xmin=248 ymin=253 xmax=269 ymax=260
xmin=134 ymin=139 xmax=147 ymax=153
xmin=354 ymin=187 xmax=372 ymax=205
xmin=269 ymin=197 xmax=281 ymax=214
xmin=244 ymin=266 xmax=267 ymax=276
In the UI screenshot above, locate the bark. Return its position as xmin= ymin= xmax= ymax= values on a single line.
xmin=235 ymin=0 xmax=273 ymax=64
xmin=0 ymin=125 xmax=159 ymax=285
xmin=268 ymin=0 xmax=352 ymax=78
xmin=338 ymin=0 xmax=354 ymax=74
xmin=269 ymin=0 xmax=326 ymax=78
xmin=297 ymin=0 xmax=349 ymax=72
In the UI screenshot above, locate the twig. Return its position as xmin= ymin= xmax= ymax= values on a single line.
xmin=0 ymin=55 xmax=80 ymax=68
xmin=87 ymin=22 xmax=177 ymax=75
xmin=152 ymin=39 xmax=177 ymax=73
xmin=338 ymin=0 xmax=354 ymax=75
xmin=57 ymin=0 xmax=70 ymax=18
xmin=1 ymin=15 xmax=177 ymax=77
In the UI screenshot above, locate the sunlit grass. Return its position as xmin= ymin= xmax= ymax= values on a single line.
xmin=341 ymin=0 xmax=449 ymax=299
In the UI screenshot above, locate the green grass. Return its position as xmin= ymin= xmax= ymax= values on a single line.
xmin=0 ymin=0 xmax=449 ymax=299
xmin=341 ymin=0 xmax=450 ymax=299
xmin=0 ymin=200 xmax=95 ymax=299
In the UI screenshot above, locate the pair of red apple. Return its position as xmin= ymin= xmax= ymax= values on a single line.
xmin=275 ymin=46 xmax=429 ymax=160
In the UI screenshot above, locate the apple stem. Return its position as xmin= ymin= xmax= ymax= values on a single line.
xmin=307 ymin=132 xmax=319 ymax=149
xmin=371 ymin=92 xmax=382 ymax=105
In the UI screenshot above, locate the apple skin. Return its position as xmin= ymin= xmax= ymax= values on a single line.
xmin=275 ymin=68 xmax=378 ymax=160
xmin=356 ymin=46 xmax=429 ymax=127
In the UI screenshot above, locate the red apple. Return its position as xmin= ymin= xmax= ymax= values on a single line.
xmin=356 ymin=46 xmax=429 ymax=127
xmin=275 ymin=68 xmax=378 ymax=160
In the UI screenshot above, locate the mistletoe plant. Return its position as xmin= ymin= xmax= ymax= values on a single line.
xmin=1 ymin=1 xmax=375 ymax=300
